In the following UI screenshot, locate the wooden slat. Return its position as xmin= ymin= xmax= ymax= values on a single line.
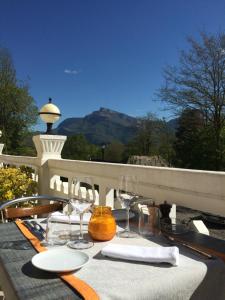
xmin=3 ymin=202 xmax=63 ymax=219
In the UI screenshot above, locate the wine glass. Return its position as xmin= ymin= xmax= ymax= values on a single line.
xmin=67 ymin=176 xmax=95 ymax=249
xmin=117 ymin=175 xmax=139 ymax=238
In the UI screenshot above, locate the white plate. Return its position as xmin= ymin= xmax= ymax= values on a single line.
xmin=112 ymin=209 xmax=135 ymax=221
xmin=32 ymin=248 xmax=89 ymax=272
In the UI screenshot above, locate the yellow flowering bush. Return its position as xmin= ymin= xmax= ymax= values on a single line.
xmin=0 ymin=167 xmax=38 ymax=206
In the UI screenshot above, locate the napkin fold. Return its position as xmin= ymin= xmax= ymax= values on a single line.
xmin=101 ymin=244 xmax=179 ymax=266
xmin=51 ymin=211 xmax=91 ymax=224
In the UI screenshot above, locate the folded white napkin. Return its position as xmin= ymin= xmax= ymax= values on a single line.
xmin=50 ymin=211 xmax=91 ymax=224
xmin=101 ymin=244 xmax=179 ymax=266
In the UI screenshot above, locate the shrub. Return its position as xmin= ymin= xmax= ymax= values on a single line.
xmin=0 ymin=167 xmax=37 ymax=205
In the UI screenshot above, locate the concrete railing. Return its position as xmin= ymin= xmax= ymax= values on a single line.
xmin=0 ymin=135 xmax=225 ymax=217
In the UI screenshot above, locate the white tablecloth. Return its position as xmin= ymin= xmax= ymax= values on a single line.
xmin=38 ymin=220 xmax=225 ymax=300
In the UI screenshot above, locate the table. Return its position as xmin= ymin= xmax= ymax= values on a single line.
xmin=0 ymin=221 xmax=225 ymax=300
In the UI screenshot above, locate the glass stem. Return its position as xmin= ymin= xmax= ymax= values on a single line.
xmin=68 ymin=213 xmax=71 ymax=240
xmin=125 ymin=207 xmax=130 ymax=232
xmin=45 ymin=226 xmax=49 ymax=243
xmin=79 ymin=213 xmax=84 ymax=240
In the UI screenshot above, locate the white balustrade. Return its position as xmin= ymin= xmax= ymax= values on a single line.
xmin=0 ymin=135 xmax=225 ymax=217
xmin=0 ymin=144 xmax=4 ymax=155
xmin=32 ymin=135 xmax=67 ymax=194
xmin=33 ymin=135 xmax=66 ymax=160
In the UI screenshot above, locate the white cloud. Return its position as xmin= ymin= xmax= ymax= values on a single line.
xmin=64 ymin=69 xmax=80 ymax=75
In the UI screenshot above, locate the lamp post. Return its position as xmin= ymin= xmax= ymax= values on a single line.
xmin=34 ymin=99 xmax=66 ymax=195
xmin=101 ymin=144 xmax=106 ymax=161
xmin=0 ymin=129 xmax=4 ymax=156
xmin=39 ymin=98 xmax=61 ymax=134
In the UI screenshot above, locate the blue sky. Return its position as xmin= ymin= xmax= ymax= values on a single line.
xmin=1 ymin=0 xmax=225 ymax=131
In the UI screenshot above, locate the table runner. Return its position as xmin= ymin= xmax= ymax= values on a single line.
xmin=15 ymin=220 xmax=99 ymax=300
xmin=0 ymin=222 xmax=82 ymax=300
xmin=1 ymin=221 xmax=225 ymax=299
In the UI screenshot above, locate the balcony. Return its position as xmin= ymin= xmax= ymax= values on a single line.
xmin=1 ymin=134 xmax=225 ymax=214
xmin=1 ymin=134 xmax=225 ymax=247
xmin=1 ymin=134 xmax=225 ymax=300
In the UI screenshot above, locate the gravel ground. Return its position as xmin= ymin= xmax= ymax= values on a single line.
xmin=176 ymin=206 xmax=225 ymax=241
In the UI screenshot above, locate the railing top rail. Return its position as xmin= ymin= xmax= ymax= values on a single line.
xmin=1 ymin=153 xmax=225 ymax=216
xmin=0 ymin=154 xmax=38 ymax=167
xmin=46 ymin=157 xmax=225 ymax=216
xmin=48 ymin=158 xmax=225 ymax=176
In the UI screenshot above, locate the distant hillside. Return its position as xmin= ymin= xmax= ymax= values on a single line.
xmin=55 ymin=107 xmax=139 ymax=145
xmin=54 ymin=107 xmax=178 ymax=145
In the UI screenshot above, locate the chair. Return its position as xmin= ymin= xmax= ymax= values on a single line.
xmin=0 ymin=195 xmax=70 ymax=223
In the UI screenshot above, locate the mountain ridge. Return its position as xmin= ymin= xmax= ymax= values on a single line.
xmin=55 ymin=107 xmax=176 ymax=145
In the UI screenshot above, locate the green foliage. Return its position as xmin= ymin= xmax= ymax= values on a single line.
xmin=0 ymin=47 xmax=38 ymax=154
xmin=125 ymin=114 xmax=175 ymax=165
xmin=157 ymin=119 xmax=176 ymax=166
xmin=104 ymin=141 xmax=125 ymax=163
xmin=159 ymin=32 xmax=225 ymax=170
xmin=62 ymin=134 xmax=100 ymax=160
xmin=172 ymin=109 xmax=225 ymax=170
xmin=0 ymin=167 xmax=37 ymax=203
xmin=62 ymin=135 xmax=127 ymax=163
xmin=173 ymin=109 xmax=205 ymax=168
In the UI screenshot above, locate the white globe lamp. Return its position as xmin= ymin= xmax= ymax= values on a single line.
xmin=39 ymin=98 xmax=61 ymax=134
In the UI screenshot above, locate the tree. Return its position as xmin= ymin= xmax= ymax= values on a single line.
xmin=0 ymin=47 xmax=38 ymax=154
xmin=125 ymin=114 xmax=175 ymax=164
xmin=159 ymin=32 xmax=225 ymax=170
xmin=62 ymin=134 xmax=100 ymax=160
xmin=157 ymin=118 xmax=175 ymax=166
xmin=173 ymin=109 xmax=205 ymax=168
xmin=104 ymin=141 xmax=125 ymax=163
xmin=126 ymin=114 xmax=161 ymax=156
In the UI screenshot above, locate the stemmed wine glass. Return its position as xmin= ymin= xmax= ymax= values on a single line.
xmin=117 ymin=175 xmax=139 ymax=238
xmin=67 ymin=176 xmax=95 ymax=249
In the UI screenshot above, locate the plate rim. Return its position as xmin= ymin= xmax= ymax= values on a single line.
xmin=32 ymin=248 xmax=89 ymax=272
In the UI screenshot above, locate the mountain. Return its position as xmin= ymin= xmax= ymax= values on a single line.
xmin=55 ymin=107 xmax=139 ymax=145
xmin=55 ymin=107 xmax=178 ymax=145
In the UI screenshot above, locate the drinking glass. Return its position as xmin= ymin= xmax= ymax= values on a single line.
xmin=67 ymin=176 xmax=95 ymax=249
xmin=139 ymin=205 xmax=161 ymax=237
xmin=117 ymin=175 xmax=139 ymax=238
xmin=44 ymin=212 xmax=70 ymax=246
